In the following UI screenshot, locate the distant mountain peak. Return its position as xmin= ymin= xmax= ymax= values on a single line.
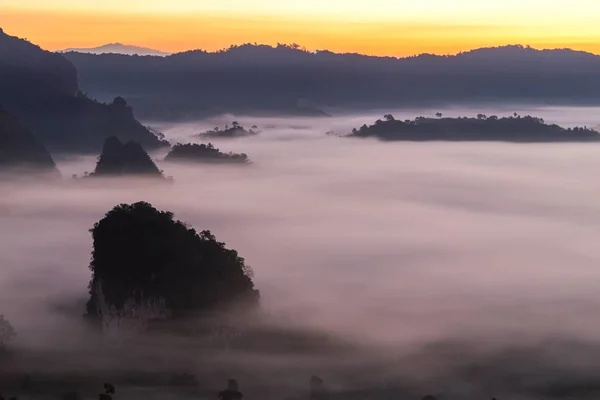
xmin=61 ymin=43 xmax=170 ymax=57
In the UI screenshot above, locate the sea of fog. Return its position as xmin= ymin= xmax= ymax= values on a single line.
xmin=2 ymin=106 xmax=600 ymax=399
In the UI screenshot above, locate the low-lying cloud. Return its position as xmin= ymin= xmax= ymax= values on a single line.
xmin=2 ymin=107 xmax=600 ymax=399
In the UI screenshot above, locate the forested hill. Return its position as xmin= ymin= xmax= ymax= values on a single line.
xmin=64 ymin=44 xmax=600 ymax=120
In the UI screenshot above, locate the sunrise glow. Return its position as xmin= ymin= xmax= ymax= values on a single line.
xmin=1 ymin=0 xmax=599 ymax=55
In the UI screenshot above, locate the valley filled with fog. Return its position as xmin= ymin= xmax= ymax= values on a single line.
xmin=2 ymin=106 xmax=600 ymax=399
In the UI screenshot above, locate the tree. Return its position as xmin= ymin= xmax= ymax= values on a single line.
xmin=0 ymin=314 xmax=16 ymax=350
xmin=435 ymin=112 xmax=443 ymax=118
xmin=111 ymin=96 xmax=128 ymax=108
xmin=86 ymin=202 xmax=259 ymax=322
xmin=383 ymin=114 xmax=395 ymax=121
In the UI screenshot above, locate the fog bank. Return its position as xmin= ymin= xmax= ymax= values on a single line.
xmin=2 ymin=107 xmax=600 ymax=398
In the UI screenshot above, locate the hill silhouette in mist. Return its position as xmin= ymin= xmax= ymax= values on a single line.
xmin=0 ymin=28 xmax=169 ymax=153
xmin=89 ymin=136 xmax=164 ymax=178
xmin=0 ymin=107 xmax=58 ymax=173
xmin=63 ymin=43 xmax=600 ymax=120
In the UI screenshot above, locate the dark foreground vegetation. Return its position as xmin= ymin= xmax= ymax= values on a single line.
xmin=348 ymin=114 xmax=600 ymax=142
xmin=199 ymin=122 xmax=259 ymax=138
xmin=0 ymin=378 xmax=448 ymax=400
xmin=165 ymin=143 xmax=249 ymax=164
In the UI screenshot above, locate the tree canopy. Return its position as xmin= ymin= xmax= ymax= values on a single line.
xmin=86 ymin=202 xmax=259 ymax=321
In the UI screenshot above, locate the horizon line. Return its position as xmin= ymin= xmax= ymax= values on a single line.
xmin=55 ymin=42 xmax=600 ymax=59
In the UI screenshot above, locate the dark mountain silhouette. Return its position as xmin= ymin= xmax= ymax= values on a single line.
xmin=86 ymin=201 xmax=259 ymax=320
xmin=0 ymin=107 xmax=58 ymax=173
xmin=63 ymin=43 xmax=600 ymax=120
xmin=347 ymin=114 xmax=600 ymax=142
xmin=61 ymin=43 xmax=170 ymax=57
xmin=0 ymin=28 xmax=169 ymax=153
xmin=89 ymin=136 xmax=164 ymax=177
xmin=165 ymin=143 xmax=249 ymax=164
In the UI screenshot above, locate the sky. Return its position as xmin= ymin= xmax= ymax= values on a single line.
xmin=0 ymin=0 xmax=599 ymax=56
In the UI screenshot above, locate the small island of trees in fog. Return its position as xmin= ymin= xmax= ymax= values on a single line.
xmin=165 ymin=143 xmax=250 ymax=164
xmin=347 ymin=114 xmax=600 ymax=142
xmin=199 ymin=122 xmax=259 ymax=138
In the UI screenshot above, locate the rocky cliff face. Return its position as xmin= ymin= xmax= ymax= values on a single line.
xmin=0 ymin=28 xmax=168 ymax=153
xmin=0 ymin=107 xmax=58 ymax=173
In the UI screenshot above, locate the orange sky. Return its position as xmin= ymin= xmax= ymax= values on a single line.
xmin=1 ymin=1 xmax=599 ymax=56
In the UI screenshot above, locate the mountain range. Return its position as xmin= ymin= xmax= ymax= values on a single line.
xmin=61 ymin=43 xmax=170 ymax=57
xmin=63 ymin=43 xmax=600 ymax=120
xmin=2 ymin=23 xmax=600 ymax=164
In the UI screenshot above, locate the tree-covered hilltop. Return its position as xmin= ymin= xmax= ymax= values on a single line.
xmin=164 ymin=143 xmax=249 ymax=164
xmin=199 ymin=122 xmax=259 ymax=138
xmin=85 ymin=136 xmax=164 ymax=178
xmin=86 ymin=202 xmax=259 ymax=321
xmin=0 ymin=107 xmax=58 ymax=173
xmin=347 ymin=114 xmax=600 ymax=142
